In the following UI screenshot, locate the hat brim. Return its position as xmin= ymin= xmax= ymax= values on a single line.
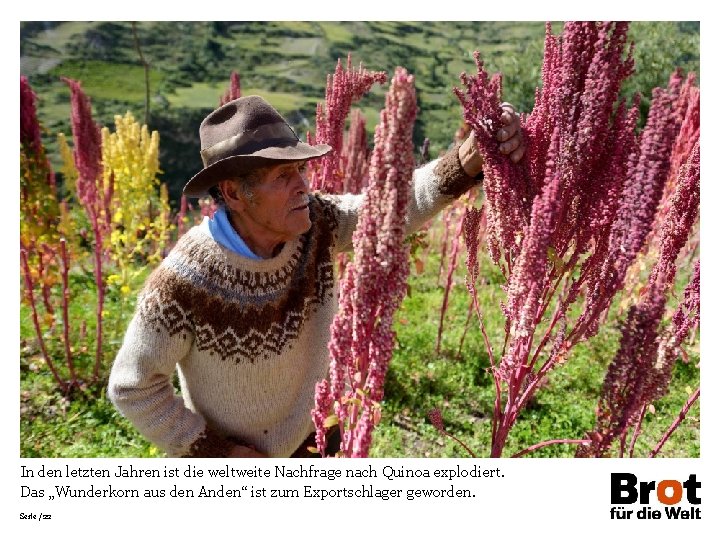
xmin=183 ymin=142 xmax=332 ymax=198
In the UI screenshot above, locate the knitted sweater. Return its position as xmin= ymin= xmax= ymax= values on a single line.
xmin=108 ymin=149 xmax=476 ymax=457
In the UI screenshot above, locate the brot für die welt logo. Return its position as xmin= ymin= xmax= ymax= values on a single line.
xmin=610 ymin=473 xmax=701 ymax=520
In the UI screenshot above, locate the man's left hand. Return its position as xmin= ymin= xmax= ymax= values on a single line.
xmin=459 ymin=102 xmax=526 ymax=177
xmin=496 ymin=102 xmax=525 ymax=163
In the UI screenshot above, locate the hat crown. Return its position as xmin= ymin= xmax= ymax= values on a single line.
xmin=199 ymin=95 xmax=296 ymax=151
xmin=182 ymin=96 xmax=332 ymax=198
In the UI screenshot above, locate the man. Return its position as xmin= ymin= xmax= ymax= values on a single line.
xmin=108 ymin=95 xmax=524 ymax=457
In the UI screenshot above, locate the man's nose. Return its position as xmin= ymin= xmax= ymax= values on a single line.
xmin=295 ymin=169 xmax=309 ymax=194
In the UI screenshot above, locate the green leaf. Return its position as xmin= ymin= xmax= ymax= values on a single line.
xmin=547 ymin=246 xmax=563 ymax=273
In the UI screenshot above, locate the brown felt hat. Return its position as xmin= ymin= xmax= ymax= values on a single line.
xmin=182 ymin=96 xmax=332 ymax=197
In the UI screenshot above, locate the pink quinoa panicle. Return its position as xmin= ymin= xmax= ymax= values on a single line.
xmin=428 ymin=408 xmax=446 ymax=434
xmin=342 ymin=108 xmax=370 ymax=194
xmin=576 ymin=280 xmax=668 ymax=458
xmin=20 ymin=76 xmax=56 ymax=195
xmin=313 ymin=67 xmax=416 ymax=457
xmin=62 ymin=77 xmax=103 ymax=208
xmin=647 ymin=142 xmax=699 ymax=291
xmin=454 ymin=22 xmax=698 ymax=458
xmin=462 ymin=207 xmax=483 ymax=295
xmin=20 ymin=76 xmax=43 ymax=154
xmin=310 ymin=55 xmax=386 ymax=193
xmin=219 ymin=71 xmax=242 ymax=106
xmin=579 ymin=145 xmax=700 ymax=458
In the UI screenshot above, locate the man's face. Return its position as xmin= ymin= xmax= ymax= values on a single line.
xmin=234 ymin=160 xmax=312 ymax=243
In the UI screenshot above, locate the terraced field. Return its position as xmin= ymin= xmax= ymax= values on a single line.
xmin=21 ymin=21 xmax=698 ymax=203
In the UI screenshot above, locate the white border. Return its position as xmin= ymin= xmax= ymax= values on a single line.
xmin=5 ymin=5 xmax=717 ymax=538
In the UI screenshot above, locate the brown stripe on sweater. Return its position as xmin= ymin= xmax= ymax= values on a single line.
xmin=135 ymin=195 xmax=338 ymax=363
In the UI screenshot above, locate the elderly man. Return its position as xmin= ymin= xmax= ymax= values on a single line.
xmin=108 ymin=95 xmax=524 ymax=458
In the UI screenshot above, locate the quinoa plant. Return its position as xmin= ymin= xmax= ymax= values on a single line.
xmin=313 ymin=68 xmax=417 ymax=457
xmin=439 ymin=22 xmax=700 ymax=457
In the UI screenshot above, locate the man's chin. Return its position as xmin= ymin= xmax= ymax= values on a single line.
xmin=284 ymin=220 xmax=311 ymax=240
xmin=297 ymin=217 xmax=312 ymax=235
xmin=289 ymin=207 xmax=312 ymax=235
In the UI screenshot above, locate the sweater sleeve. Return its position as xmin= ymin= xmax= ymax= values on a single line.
xmin=327 ymin=145 xmax=478 ymax=252
xmin=108 ymin=289 xmax=235 ymax=458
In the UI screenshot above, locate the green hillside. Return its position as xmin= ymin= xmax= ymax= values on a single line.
xmin=20 ymin=21 xmax=699 ymax=204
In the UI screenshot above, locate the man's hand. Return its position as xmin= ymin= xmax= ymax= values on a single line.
xmin=497 ymin=102 xmax=525 ymax=163
xmin=459 ymin=102 xmax=526 ymax=178
xmin=228 ymin=444 xmax=268 ymax=458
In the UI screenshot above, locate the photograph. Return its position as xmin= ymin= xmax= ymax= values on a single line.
xmin=19 ymin=20 xmax=700 ymax=461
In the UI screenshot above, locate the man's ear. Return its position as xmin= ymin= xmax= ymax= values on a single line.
xmin=218 ymin=179 xmax=246 ymax=208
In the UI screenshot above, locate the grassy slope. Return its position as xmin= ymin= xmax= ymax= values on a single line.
xmin=20 ymin=217 xmax=700 ymax=458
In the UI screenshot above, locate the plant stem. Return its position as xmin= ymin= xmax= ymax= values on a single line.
xmin=468 ymin=286 xmax=495 ymax=368
xmin=437 ymin=207 xmax=452 ymax=285
xmin=436 ymin=208 xmax=466 ymax=353
xmin=21 ymin=249 xmax=67 ymax=392
xmin=628 ymin=404 xmax=647 ymax=458
xmin=649 ymin=388 xmax=699 ymax=458
xmin=36 ymin=251 xmax=54 ymax=315
xmin=446 ymin=432 xmax=477 ymax=458
xmin=59 ymin=239 xmax=77 ymax=386
xmin=456 ymin=298 xmax=474 ymax=358
xmin=91 ymin=215 xmax=104 ymax=382
xmin=512 ymin=438 xmax=592 ymax=458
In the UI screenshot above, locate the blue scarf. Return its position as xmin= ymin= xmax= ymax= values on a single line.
xmin=206 ymin=206 xmax=262 ymax=260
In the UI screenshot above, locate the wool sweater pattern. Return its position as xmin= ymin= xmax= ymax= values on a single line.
xmin=108 ymin=150 xmax=476 ymax=457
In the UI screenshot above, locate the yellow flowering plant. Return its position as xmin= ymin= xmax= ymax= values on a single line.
xmin=102 ymin=112 xmax=170 ymax=274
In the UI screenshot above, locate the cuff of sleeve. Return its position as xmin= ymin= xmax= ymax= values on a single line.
xmin=434 ymin=145 xmax=482 ymax=198
xmin=183 ymin=427 xmax=237 ymax=458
